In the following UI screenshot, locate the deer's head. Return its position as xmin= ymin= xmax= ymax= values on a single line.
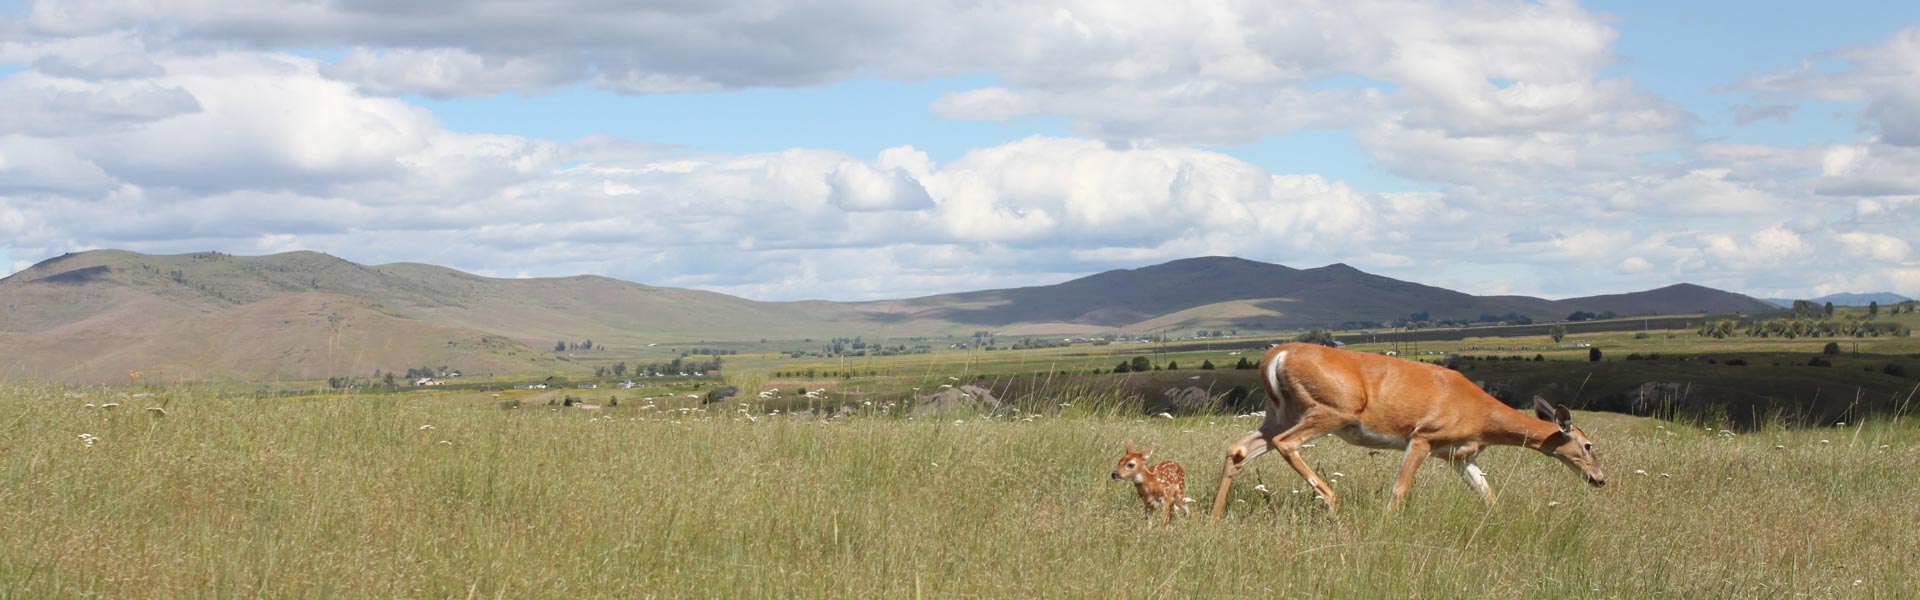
xmin=1533 ymin=396 xmax=1605 ymax=488
xmin=1111 ymin=441 xmax=1153 ymax=483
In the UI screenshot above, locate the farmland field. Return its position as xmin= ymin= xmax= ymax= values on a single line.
xmin=3 ymin=383 xmax=1916 ymax=598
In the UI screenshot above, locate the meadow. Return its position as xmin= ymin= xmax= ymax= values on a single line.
xmin=4 ymin=381 xmax=1916 ymax=598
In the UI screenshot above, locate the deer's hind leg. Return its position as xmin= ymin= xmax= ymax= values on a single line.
xmin=1208 ymin=430 xmax=1274 ymax=523
xmin=1266 ymin=410 xmax=1352 ymax=514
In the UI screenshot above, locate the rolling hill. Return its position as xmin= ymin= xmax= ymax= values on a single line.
xmin=0 ymin=251 xmax=1781 ymax=383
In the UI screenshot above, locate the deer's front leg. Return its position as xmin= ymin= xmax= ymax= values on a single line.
xmin=1387 ymin=437 xmax=1431 ymax=512
xmin=1451 ymin=454 xmax=1497 ymax=505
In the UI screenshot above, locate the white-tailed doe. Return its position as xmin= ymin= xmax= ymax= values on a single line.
xmin=1112 ymin=441 xmax=1188 ymax=523
xmin=1210 ymin=343 xmax=1606 ymax=523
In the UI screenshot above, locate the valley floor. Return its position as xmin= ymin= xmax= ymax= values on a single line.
xmin=2 ymin=386 xmax=1915 ymax=598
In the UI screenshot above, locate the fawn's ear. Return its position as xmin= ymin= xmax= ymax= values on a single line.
xmin=1142 ymin=445 xmax=1154 ymax=461
xmin=1125 ymin=440 xmax=1135 ymax=455
xmin=1554 ymin=404 xmax=1573 ymax=433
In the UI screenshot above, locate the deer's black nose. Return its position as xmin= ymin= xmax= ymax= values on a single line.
xmin=1111 ymin=472 xmax=1121 ymax=480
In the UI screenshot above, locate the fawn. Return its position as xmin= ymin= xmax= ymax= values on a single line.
xmin=1112 ymin=441 xmax=1188 ymax=523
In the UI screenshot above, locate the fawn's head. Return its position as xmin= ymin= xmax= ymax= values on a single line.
xmin=1111 ymin=441 xmax=1153 ymax=482
xmin=1533 ymin=396 xmax=1606 ymax=488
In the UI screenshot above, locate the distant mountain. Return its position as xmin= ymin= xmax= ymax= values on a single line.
xmin=877 ymin=257 xmax=1775 ymax=332
xmin=1762 ymin=292 xmax=1913 ymax=308
xmin=0 ymin=251 xmax=1781 ymax=383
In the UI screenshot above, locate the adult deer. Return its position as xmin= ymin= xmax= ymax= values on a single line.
xmin=1209 ymin=343 xmax=1605 ymax=522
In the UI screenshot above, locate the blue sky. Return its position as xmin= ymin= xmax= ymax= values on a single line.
xmin=0 ymin=1 xmax=1916 ymax=301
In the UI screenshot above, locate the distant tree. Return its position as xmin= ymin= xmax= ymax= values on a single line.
xmin=555 ymin=340 xmax=566 ymax=352
xmin=1823 ymin=341 xmax=1842 ymax=356
xmin=1566 ymin=310 xmax=1598 ymax=322
xmin=383 ymin=372 xmax=396 ymax=387
xmin=1599 ymin=310 xmax=1618 ymax=320
xmin=1588 ymin=347 xmax=1602 ymax=362
xmin=1824 ymin=301 xmax=1835 ymax=318
xmin=1200 ymin=360 xmax=1215 ymax=370
xmin=1790 ymin=300 xmax=1817 ymax=318
xmin=583 ymin=339 xmax=593 ymax=350
xmin=1549 ymin=324 xmax=1567 ymax=344
xmin=1166 ymin=361 xmax=1179 ymax=370
xmin=1130 ymin=356 xmax=1151 ymax=372
xmin=1234 ymin=357 xmax=1254 ymax=370
xmin=1534 ymin=354 xmax=1545 ymax=362
xmin=1295 ymin=328 xmax=1338 ymax=347
xmin=1113 ymin=360 xmax=1132 ymax=374
xmin=1869 ymin=301 xmax=1879 ymax=317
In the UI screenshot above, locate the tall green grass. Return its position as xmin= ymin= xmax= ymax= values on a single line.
xmin=2 ymin=384 xmax=1915 ymax=598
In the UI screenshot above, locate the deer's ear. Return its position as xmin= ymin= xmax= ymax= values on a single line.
xmin=1142 ymin=446 xmax=1154 ymax=461
xmin=1554 ymin=404 xmax=1574 ymax=433
xmin=1532 ymin=396 xmax=1556 ymax=422
xmin=1125 ymin=440 xmax=1135 ymax=455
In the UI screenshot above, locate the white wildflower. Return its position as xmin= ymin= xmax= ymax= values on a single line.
xmin=418 ymin=424 xmax=434 ymax=430
xmin=1254 ymin=484 xmax=1269 ymax=493
xmin=1332 ymin=472 xmax=1346 ymax=478
xmin=1633 ymin=469 xmax=1647 ymax=475
xmin=1156 ymin=412 xmax=1174 ymax=419
xmin=1819 ymin=439 xmax=1831 ymax=444
xmin=1547 ymin=501 xmax=1561 ymax=508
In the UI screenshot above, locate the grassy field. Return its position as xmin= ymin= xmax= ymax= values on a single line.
xmin=4 ymin=384 xmax=1916 ymax=598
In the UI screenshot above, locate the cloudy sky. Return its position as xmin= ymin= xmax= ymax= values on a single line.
xmin=1 ymin=1 xmax=1916 ymax=302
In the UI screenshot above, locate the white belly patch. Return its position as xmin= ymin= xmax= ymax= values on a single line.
xmin=1334 ymin=423 xmax=1407 ymax=449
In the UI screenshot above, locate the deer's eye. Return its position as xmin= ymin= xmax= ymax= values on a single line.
xmin=1127 ymin=462 xmax=1136 ymax=468
xmin=1583 ymin=443 xmax=1594 ymax=451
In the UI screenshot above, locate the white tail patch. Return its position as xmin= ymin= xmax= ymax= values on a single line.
xmin=1263 ymin=351 xmax=1289 ymax=428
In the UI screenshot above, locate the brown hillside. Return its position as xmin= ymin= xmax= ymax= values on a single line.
xmin=0 ymin=292 xmax=564 ymax=384
xmin=0 ymin=250 xmax=1785 ymax=382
